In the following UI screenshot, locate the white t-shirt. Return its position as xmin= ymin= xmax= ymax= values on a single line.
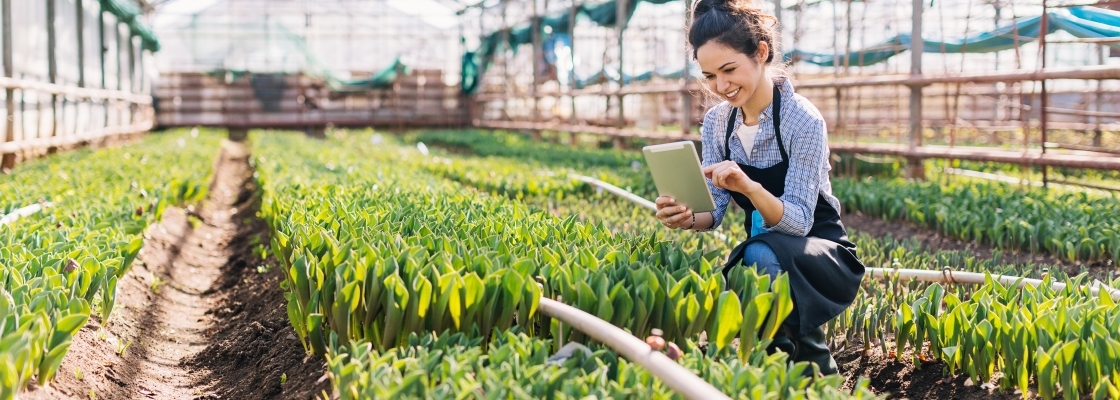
xmin=735 ymin=123 xmax=760 ymax=157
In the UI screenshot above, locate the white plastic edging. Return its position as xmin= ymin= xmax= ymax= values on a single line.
xmin=538 ymin=297 xmax=731 ymax=400
xmin=579 ymin=174 xmax=1120 ymax=300
xmin=570 ymin=174 xmax=729 ymax=242
xmin=0 ymin=202 xmax=52 ymax=226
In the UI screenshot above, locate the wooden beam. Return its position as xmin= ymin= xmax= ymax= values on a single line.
xmin=0 ymin=77 xmax=152 ymax=104
xmin=2 ymin=0 xmax=14 ymax=170
xmin=830 ymin=142 xmax=1120 ymax=171
xmin=0 ymin=119 xmax=152 ymax=155
xmin=796 ymin=65 xmax=1120 ymax=89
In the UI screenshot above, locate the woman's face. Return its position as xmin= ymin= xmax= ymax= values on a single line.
xmin=696 ymin=41 xmax=768 ymax=109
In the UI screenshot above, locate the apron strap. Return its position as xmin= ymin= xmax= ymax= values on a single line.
xmin=722 ymin=84 xmax=787 ymax=162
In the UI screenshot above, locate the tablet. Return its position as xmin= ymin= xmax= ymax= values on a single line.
xmin=641 ymin=141 xmax=716 ymax=213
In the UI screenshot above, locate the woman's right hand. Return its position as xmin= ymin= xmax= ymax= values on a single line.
xmin=655 ymin=196 xmax=693 ymax=229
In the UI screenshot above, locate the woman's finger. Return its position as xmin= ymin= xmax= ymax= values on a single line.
xmin=655 ymin=196 xmax=676 ymax=209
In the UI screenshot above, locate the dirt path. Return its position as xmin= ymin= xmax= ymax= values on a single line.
xmin=25 ymin=141 xmax=327 ymax=400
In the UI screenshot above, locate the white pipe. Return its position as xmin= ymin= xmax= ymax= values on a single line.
xmin=0 ymin=202 xmax=52 ymax=226
xmin=569 ymin=174 xmax=658 ymax=211
xmin=576 ymin=174 xmax=1120 ymax=301
xmin=538 ymin=297 xmax=731 ymax=400
xmin=867 ymin=267 xmax=1120 ymax=301
xmin=570 ymin=174 xmax=730 ymax=242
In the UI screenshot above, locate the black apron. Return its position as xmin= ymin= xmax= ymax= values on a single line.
xmin=720 ymin=85 xmax=865 ymax=338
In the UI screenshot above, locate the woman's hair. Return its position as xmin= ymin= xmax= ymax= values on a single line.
xmin=688 ymin=0 xmax=781 ymax=66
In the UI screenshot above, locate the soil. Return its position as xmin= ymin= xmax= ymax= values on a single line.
xmin=842 ymin=210 xmax=1117 ymax=279
xmin=22 ymin=141 xmax=328 ymax=400
xmin=835 ymin=344 xmax=1033 ymax=399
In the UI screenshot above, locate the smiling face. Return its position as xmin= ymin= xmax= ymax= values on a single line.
xmin=696 ymin=40 xmax=769 ymax=109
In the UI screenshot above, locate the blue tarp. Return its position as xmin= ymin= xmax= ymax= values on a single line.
xmin=463 ymin=6 xmax=1120 ymax=93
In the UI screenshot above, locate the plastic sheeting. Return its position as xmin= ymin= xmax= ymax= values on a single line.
xmin=462 ymin=5 xmax=1120 ymax=93
xmin=790 ymin=7 xmax=1120 ymax=67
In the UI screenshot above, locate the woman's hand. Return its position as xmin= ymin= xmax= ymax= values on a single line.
xmin=703 ymin=161 xmax=759 ymax=194
xmin=655 ymin=196 xmax=693 ymax=229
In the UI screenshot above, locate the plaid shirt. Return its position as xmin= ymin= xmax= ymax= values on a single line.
xmin=701 ymin=77 xmax=842 ymax=237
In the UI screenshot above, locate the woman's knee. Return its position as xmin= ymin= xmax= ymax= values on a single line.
xmin=742 ymin=242 xmax=781 ymax=278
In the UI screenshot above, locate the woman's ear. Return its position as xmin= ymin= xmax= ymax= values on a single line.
xmin=756 ymin=41 xmax=770 ymax=63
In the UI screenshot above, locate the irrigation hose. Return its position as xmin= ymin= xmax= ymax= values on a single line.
xmin=569 ymin=174 xmax=730 ymax=242
xmin=573 ymin=174 xmax=1120 ymax=301
xmin=0 ymin=202 xmax=52 ymax=226
xmin=538 ymin=297 xmax=731 ymax=400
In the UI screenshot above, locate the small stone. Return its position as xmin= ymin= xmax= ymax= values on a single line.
xmin=963 ymin=378 xmax=974 ymax=386
xmin=286 ymin=334 xmax=296 ymax=340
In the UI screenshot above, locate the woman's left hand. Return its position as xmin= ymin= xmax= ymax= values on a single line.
xmin=703 ymin=161 xmax=757 ymax=194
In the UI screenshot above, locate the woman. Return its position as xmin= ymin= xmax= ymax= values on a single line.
xmin=655 ymin=0 xmax=865 ymax=375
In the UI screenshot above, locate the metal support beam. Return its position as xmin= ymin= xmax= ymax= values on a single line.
xmin=907 ymin=0 xmax=925 ymax=180
xmin=77 ymin=0 xmax=84 ymax=88
xmin=568 ymin=0 xmax=578 ymax=130
xmin=1039 ymin=0 xmax=1049 ymax=188
xmin=616 ymin=0 xmax=627 ymax=128
xmin=2 ymin=0 xmax=14 ymax=170
xmin=681 ymin=0 xmax=691 ymax=137
xmin=531 ymin=0 xmax=541 ymax=139
xmin=99 ymin=6 xmax=107 ymax=128
xmin=48 ymin=0 xmax=58 ymax=139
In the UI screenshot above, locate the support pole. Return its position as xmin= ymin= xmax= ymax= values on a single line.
xmin=681 ymin=0 xmax=692 ymax=137
xmin=568 ymin=0 xmax=578 ymax=135
xmin=615 ymin=0 xmax=627 ymax=129
xmin=99 ymin=6 xmax=107 ymax=129
xmin=47 ymin=0 xmax=58 ymax=139
xmin=1095 ymin=45 xmax=1104 ymax=148
xmin=1039 ymin=0 xmax=1049 ymax=189
xmin=906 ymin=0 xmax=925 ymax=180
xmin=1 ymin=0 xmax=14 ymax=170
xmin=77 ymin=0 xmax=84 ymax=89
xmin=531 ymin=0 xmax=542 ymax=140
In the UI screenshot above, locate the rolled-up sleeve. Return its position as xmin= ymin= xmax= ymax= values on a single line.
xmin=701 ymin=106 xmax=731 ymax=229
xmin=765 ymin=116 xmax=828 ymax=236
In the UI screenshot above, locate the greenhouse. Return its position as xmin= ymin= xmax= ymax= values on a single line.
xmin=2 ymin=0 xmax=1120 ymax=399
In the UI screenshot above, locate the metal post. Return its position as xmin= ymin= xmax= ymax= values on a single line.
xmin=127 ymin=34 xmax=135 ymax=127
xmin=773 ymin=0 xmax=781 ymax=32
xmin=531 ymin=0 xmax=541 ymax=139
xmin=1038 ymin=0 xmax=1048 ymax=189
xmin=1 ymin=0 xmax=13 ymax=170
xmin=568 ymin=0 xmax=578 ymax=133
xmin=1095 ymin=44 xmax=1105 ymax=147
xmin=99 ymin=6 xmax=107 ymax=128
xmin=681 ymin=0 xmax=692 ymax=137
xmin=907 ymin=0 xmax=925 ymax=179
xmin=77 ymin=0 xmax=84 ymax=88
xmin=47 ymin=0 xmax=58 ymax=139
xmin=615 ymin=0 xmax=627 ymax=129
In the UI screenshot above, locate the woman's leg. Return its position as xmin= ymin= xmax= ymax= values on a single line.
xmin=741 ymin=241 xmax=781 ymax=280
xmin=742 ymin=241 xmax=838 ymax=375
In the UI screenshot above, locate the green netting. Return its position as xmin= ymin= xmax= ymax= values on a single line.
xmin=99 ymin=0 xmax=160 ymax=52
xmin=462 ymin=0 xmax=679 ymax=94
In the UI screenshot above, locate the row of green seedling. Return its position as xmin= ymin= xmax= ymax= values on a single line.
xmin=0 ymin=129 xmax=219 ymax=399
xmin=251 ymin=131 xmax=880 ymax=399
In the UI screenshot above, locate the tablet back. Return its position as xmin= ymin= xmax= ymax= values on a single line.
xmin=642 ymin=141 xmax=716 ymax=213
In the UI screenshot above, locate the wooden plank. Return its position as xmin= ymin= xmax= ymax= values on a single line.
xmin=829 ymin=142 xmax=1120 ymax=170
xmin=0 ymin=118 xmax=152 ymax=155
